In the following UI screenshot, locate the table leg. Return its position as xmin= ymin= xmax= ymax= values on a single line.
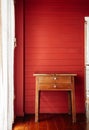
xmin=35 ymin=90 xmax=39 ymax=122
xmin=71 ymin=90 xmax=76 ymax=123
xmin=68 ymin=91 xmax=72 ymax=115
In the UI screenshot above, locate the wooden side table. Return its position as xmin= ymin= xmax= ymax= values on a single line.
xmin=33 ymin=73 xmax=77 ymax=123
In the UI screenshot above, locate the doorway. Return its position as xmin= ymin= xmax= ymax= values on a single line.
xmin=85 ymin=17 xmax=89 ymax=117
xmin=85 ymin=17 xmax=89 ymax=98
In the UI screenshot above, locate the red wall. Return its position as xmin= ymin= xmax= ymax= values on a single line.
xmin=14 ymin=0 xmax=24 ymax=116
xmin=15 ymin=0 xmax=89 ymax=115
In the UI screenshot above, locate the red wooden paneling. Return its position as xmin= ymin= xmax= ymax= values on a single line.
xmin=14 ymin=0 xmax=24 ymax=116
xmin=24 ymin=0 xmax=88 ymax=114
xmin=15 ymin=0 xmax=89 ymax=115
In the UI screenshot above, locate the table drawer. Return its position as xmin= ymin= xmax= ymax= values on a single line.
xmin=39 ymin=83 xmax=72 ymax=90
xmin=38 ymin=76 xmax=72 ymax=84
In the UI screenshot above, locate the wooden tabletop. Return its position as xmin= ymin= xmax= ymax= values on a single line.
xmin=33 ymin=73 xmax=77 ymax=76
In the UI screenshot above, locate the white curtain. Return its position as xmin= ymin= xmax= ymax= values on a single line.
xmin=0 ymin=0 xmax=15 ymax=130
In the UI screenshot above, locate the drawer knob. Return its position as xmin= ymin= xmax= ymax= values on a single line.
xmin=54 ymin=77 xmax=56 ymax=80
xmin=53 ymin=85 xmax=56 ymax=88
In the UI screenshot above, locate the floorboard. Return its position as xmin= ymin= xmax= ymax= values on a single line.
xmin=13 ymin=113 xmax=89 ymax=130
xmin=13 ymin=100 xmax=89 ymax=130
